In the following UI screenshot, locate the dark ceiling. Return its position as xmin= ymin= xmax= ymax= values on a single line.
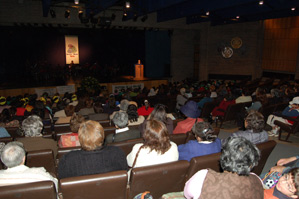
xmin=44 ymin=0 xmax=299 ymax=26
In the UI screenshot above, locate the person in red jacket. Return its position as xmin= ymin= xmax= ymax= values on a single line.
xmin=211 ymin=94 xmax=235 ymax=121
xmin=137 ymin=100 xmax=154 ymax=116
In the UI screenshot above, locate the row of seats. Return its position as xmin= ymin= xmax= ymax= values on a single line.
xmin=0 ymin=140 xmax=277 ymax=199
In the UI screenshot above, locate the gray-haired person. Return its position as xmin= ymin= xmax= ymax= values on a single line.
xmin=16 ymin=115 xmax=58 ymax=157
xmin=105 ymin=112 xmax=141 ymax=144
xmin=184 ymin=137 xmax=263 ymax=199
xmin=0 ymin=142 xmax=58 ymax=190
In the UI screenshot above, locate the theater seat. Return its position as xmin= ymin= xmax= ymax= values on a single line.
xmin=169 ymin=133 xmax=187 ymax=146
xmin=185 ymin=152 xmax=221 ymax=181
xmin=128 ymin=160 xmax=190 ymax=199
xmin=107 ymin=138 xmax=143 ymax=155
xmin=0 ymin=181 xmax=56 ymax=199
xmin=26 ymin=149 xmax=56 ymax=175
xmin=252 ymin=140 xmax=277 ymax=175
xmin=59 ymin=170 xmax=128 ymax=199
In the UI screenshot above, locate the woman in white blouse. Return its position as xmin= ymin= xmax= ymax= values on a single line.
xmin=127 ymin=119 xmax=178 ymax=168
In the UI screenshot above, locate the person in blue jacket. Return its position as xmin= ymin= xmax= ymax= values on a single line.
xmin=178 ymin=121 xmax=221 ymax=162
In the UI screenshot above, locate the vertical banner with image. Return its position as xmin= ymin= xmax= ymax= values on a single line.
xmin=65 ymin=35 xmax=79 ymax=64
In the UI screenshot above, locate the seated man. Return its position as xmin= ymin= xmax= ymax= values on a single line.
xmin=0 ymin=142 xmax=58 ymax=191
xmin=105 ymin=112 xmax=141 ymax=144
xmin=264 ymin=168 xmax=299 ymax=199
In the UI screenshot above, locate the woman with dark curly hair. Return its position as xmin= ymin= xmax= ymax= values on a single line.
xmin=127 ymin=119 xmax=178 ymax=168
xmin=222 ymin=110 xmax=268 ymax=145
xmin=127 ymin=104 xmax=144 ymax=126
xmin=184 ymin=137 xmax=263 ymax=199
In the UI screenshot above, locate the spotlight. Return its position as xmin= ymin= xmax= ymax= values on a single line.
xmin=141 ymin=15 xmax=148 ymax=22
xmin=50 ymin=9 xmax=56 ymax=18
xmin=259 ymin=1 xmax=263 ymax=5
xmin=291 ymin=7 xmax=296 ymax=11
xmin=236 ymin=16 xmax=240 ymax=19
xmin=125 ymin=1 xmax=130 ymax=8
xmin=206 ymin=11 xmax=209 ymax=16
xmin=74 ymin=0 xmax=79 ymax=4
xmin=65 ymin=10 xmax=70 ymax=19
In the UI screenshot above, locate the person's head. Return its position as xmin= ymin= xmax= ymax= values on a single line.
xmin=244 ymin=110 xmax=265 ymax=133
xmin=144 ymin=100 xmax=150 ymax=109
xmin=180 ymin=88 xmax=186 ymax=95
xmin=108 ymin=95 xmax=116 ymax=108
xmin=93 ymin=101 xmax=104 ymax=113
xmin=119 ymin=99 xmax=130 ymax=111
xmin=64 ymin=105 xmax=75 ymax=117
xmin=85 ymin=98 xmax=93 ymax=108
xmin=290 ymin=97 xmax=299 ymax=109
xmin=192 ymin=121 xmax=217 ymax=142
xmin=70 ymin=113 xmax=85 ymax=132
xmin=1 ymin=142 xmax=25 ymax=168
xmin=276 ymin=168 xmax=299 ymax=198
xmin=78 ymin=120 xmax=104 ymax=151
xmin=143 ymin=119 xmax=171 ymax=155
xmin=113 ymin=112 xmax=129 ymax=128
xmin=220 ymin=137 xmax=260 ymax=175
xmin=127 ymin=104 xmax=139 ymax=123
xmin=148 ymin=104 xmax=168 ymax=124
xmin=22 ymin=115 xmax=43 ymax=137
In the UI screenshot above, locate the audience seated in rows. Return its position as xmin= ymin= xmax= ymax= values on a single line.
xmin=58 ymin=120 xmax=128 ymax=179
xmin=16 ymin=115 xmax=58 ymax=157
xmin=140 ymin=104 xmax=174 ymax=135
xmin=173 ymin=101 xmax=203 ymax=134
xmin=178 ymin=121 xmax=221 ymax=162
xmin=127 ymin=119 xmax=178 ymax=168
xmin=105 ymin=112 xmax=141 ymax=144
xmin=0 ymin=142 xmax=58 ymax=191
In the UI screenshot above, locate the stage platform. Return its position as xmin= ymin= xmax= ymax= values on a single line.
xmin=0 ymin=76 xmax=168 ymax=97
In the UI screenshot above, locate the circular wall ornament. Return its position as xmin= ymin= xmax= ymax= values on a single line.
xmin=221 ymin=47 xmax=233 ymax=58
xmin=231 ymin=37 xmax=242 ymax=49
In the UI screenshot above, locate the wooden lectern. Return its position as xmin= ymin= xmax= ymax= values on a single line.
xmin=134 ymin=60 xmax=144 ymax=80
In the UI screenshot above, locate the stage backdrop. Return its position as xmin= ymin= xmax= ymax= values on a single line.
xmin=65 ymin=35 xmax=79 ymax=64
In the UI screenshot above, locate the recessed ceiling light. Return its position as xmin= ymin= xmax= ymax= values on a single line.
xmin=259 ymin=1 xmax=264 ymax=5
xmin=291 ymin=7 xmax=296 ymax=11
xmin=206 ymin=11 xmax=209 ymax=16
xmin=236 ymin=16 xmax=240 ymax=19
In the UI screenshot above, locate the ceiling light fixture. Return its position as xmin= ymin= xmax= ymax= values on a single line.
xmin=259 ymin=1 xmax=264 ymax=5
xmin=74 ymin=0 xmax=79 ymax=5
xmin=291 ymin=7 xmax=296 ymax=11
xmin=206 ymin=11 xmax=210 ymax=16
xmin=236 ymin=16 xmax=240 ymax=19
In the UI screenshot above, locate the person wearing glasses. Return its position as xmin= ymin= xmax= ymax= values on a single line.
xmin=178 ymin=121 xmax=221 ymax=162
xmin=264 ymin=168 xmax=299 ymax=199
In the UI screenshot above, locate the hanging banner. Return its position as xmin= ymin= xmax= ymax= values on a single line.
xmin=65 ymin=35 xmax=79 ymax=64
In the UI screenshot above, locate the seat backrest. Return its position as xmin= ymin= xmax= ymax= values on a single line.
xmin=60 ymin=170 xmax=128 ymax=199
xmin=57 ymin=146 xmax=81 ymax=160
xmin=185 ymin=152 xmax=221 ymax=182
xmin=107 ymin=138 xmax=143 ymax=155
xmin=128 ymin=160 xmax=190 ymax=199
xmin=252 ymin=140 xmax=277 ymax=175
xmin=223 ymin=103 xmax=244 ymax=121
xmin=26 ymin=149 xmax=56 ymax=175
xmin=0 ymin=181 xmax=56 ymax=199
xmin=274 ymin=102 xmax=288 ymax=112
xmin=260 ymin=104 xmax=277 ymax=120
xmin=169 ymin=133 xmax=187 ymax=146
xmin=0 ymin=137 xmax=13 ymax=144
xmin=200 ymin=101 xmax=218 ymax=118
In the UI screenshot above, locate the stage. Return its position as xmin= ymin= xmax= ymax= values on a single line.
xmin=0 ymin=75 xmax=169 ymax=97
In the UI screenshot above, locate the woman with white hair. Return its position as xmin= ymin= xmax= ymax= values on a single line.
xmin=16 ymin=115 xmax=58 ymax=157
